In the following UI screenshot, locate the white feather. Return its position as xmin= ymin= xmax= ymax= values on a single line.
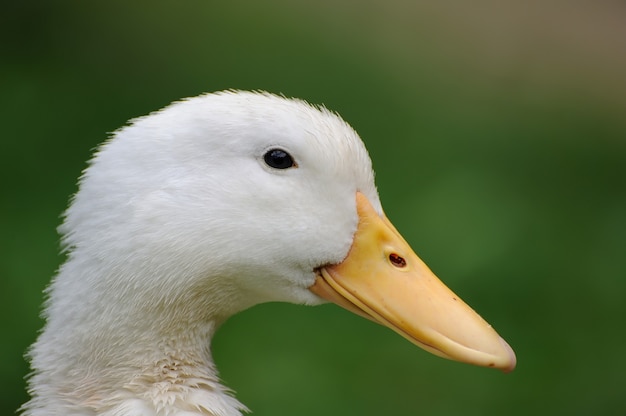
xmin=23 ymin=91 xmax=382 ymax=416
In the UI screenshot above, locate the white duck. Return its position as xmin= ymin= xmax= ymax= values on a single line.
xmin=22 ymin=90 xmax=515 ymax=416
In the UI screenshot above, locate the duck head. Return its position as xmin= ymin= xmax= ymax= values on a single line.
xmin=58 ymin=90 xmax=515 ymax=369
xmin=25 ymin=90 xmax=514 ymax=416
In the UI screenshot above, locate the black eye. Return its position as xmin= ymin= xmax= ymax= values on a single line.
xmin=263 ymin=148 xmax=296 ymax=169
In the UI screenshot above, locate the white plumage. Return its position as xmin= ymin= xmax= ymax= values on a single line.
xmin=23 ymin=90 xmax=514 ymax=416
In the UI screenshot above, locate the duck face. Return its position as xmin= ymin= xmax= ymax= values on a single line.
xmin=67 ymin=92 xmax=377 ymax=314
xmin=63 ymin=91 xmax=514 ymax=371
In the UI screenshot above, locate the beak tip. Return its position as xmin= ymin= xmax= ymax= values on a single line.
xmin=498 ymin=336 xmax=517 ymax=373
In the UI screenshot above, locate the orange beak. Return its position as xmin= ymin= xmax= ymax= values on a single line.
xmin=310 ymin=192 xmax=516 ymax=372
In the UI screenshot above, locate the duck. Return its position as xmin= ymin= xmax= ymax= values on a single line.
xmin=22 ymin=90 xmax=516 ymax=416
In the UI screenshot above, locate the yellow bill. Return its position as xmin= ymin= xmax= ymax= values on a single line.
xmin=310 ymin=192 xmax=516 ymax=372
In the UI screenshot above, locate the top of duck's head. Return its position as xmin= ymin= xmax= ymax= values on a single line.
xmin=26 ymin=90 xmax=514 ymax=416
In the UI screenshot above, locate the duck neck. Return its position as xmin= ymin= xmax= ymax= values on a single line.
xmin=25 ymin=265 xmax=250 ymax=416
xmin=110 ymin=321 xmax=248 ymax=416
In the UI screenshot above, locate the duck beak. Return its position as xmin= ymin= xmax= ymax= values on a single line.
xmin=310 ymin=192 xmax=516 ymax=372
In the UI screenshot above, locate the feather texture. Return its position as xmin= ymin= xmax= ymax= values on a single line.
xmin=23 ymin=91 xmax=381 ymax=416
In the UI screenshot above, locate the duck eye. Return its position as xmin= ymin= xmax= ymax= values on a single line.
xmin=263 ymin=148 xmax=296 ymax=169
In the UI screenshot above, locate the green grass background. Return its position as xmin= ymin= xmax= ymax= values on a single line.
xmin=2 ymin=1 xmax=625 ymax=415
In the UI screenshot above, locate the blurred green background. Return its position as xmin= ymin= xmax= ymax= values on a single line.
xmin=2 ymin=1 xmax=625 ymax=415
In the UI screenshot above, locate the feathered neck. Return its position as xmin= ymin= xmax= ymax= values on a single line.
xmin=23 ymin=253 xmax=255 ymax=416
